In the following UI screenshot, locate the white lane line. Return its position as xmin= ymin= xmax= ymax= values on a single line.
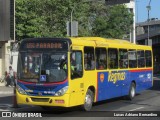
xmin=0 ymin=109 xmax=10 ymax=111
xmin=129 ymin=107 xmax=144 ymax=111
xmin=0 ymin=104 xmax=12 ymax=111
xmin=0 ymin=104 xmax=12 ymax=107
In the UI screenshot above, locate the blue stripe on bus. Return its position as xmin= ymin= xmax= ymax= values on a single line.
xmin=17 ymin=79 xmax=68 ymax=96
xmin=97 ymin=70 xmax=152 ymax=102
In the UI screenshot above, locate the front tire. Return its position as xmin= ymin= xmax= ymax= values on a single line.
xmin=81 ymin=89 xmax=94 ymax=111
xmin=128 ymin=82 xmax=136 ymax=100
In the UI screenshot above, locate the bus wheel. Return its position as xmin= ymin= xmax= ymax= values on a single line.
xmin=81 ymin=89 xmax=94 ymax=111
xmin=128 ymin=82 xmax=136 ymax=100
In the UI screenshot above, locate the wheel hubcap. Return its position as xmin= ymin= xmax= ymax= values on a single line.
xmin=85 ymin=94 xmax=92 ymax=105
xmin=131 ymin=87 xmax=135 ymax=97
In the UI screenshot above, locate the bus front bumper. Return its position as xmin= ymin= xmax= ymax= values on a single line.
xmin=16 ymin=90 xmax=70 ymax=107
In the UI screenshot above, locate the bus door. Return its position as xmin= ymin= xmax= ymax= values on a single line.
xmin=69 ymin=46 xmax=84 ymax=106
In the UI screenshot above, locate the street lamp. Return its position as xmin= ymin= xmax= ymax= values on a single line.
xmin=146 ymin=0 xmax=151 ymax=45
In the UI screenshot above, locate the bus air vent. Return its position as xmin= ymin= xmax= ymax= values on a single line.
xmin=31 ymin=97 xmax=49 ymax=102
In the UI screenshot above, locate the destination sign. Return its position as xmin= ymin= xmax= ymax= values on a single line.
xmin=26 ymin=42 xmax=63 ymax=49
xmin=19 ymin=38 xmax=69 ymax=51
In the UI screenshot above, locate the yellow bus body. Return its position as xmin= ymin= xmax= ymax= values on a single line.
xmin=16 ymin=37 xmax=153 ymax=109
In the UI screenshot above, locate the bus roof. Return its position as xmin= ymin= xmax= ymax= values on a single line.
xmin=19 ymin=37 xmax=152 ymax=51
xmin=70 ymin=37 xmax=152 ymax=50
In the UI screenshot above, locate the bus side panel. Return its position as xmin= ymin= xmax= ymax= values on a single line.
xmin=129 ymin=69 xmax=153 ymax=93
xmin=97 ymin=72 xmax=109 ymax=101
xmin=129 ymin=70 xmax=143 ymax=92
xmin=143 ymin=70 xmax=153 ymax=89
xmin=97 ymin=71 xmax=125 ymax=101
xmin=121 ymin=70 xmax=131 ymax=96
xmin=96 ymin=69 xmax=153 ymax=102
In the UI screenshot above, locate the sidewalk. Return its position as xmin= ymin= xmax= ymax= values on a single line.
xmin=0 ymin=86 xmax=14 ymax=96
xmin=0 ymin=82 xmax=5 ymax=86
xmin=0 ymin=86 xmax=14 ymax=91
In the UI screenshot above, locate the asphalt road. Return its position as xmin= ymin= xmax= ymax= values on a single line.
xmin=0 ymin=77 xmax=160 ymax=119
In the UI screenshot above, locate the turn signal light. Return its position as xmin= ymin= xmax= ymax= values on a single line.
xmin=55 ymin=99 xmax=64 ymax=104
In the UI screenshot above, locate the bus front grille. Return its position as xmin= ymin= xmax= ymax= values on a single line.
xmin=31 ymin=97 xmax=49 ymax=102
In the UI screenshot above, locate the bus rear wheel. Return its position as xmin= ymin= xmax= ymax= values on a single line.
xmin=128 ymin=82 xmax=136 ymax=100
xmin=81 ymin=89 xmax=94 ymax=111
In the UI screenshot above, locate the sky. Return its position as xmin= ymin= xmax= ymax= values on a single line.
xmin=136 ymin=0 xmax=160 ymax=23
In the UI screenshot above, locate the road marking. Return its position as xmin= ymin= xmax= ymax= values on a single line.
xmin=0 ymin=104 xmax=12 ymax=107
xmin=0 ymin=109 xmax=10 ymax=111
xmin=129 ymin=107 xmax=144 ymax=111
xmin=0 ymin=91 xmax=14 ymax=95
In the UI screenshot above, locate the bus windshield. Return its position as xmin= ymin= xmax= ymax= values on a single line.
xmin=17 ymin=51 xmax=68 ymax=83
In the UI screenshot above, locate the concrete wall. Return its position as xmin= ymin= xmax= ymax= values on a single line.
xmin=0 ymin=0 xmax=10 ymax=41
xmin=4 ymin=41 xmax=11 ymax=73
xmin=0 ymin=47 xmax=2 ymax=77
xmin=1 ymin=43 xmax=5 ymax=76
xmin=0 ymin=41 xmax=11 ymax=77
xmin=136 ymin=26 xmax=145 ymax=35
xmin=11 ymin=51 xmax=18 ymax=72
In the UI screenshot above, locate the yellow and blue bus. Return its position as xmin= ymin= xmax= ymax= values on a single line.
xmin=16 ymin=37 xmax=153 ymax=111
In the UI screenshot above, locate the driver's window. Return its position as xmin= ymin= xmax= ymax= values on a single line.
xmin=71 ymin=51 xmax=83 ymax=79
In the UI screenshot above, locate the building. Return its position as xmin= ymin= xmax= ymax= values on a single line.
xmin=105 ymin=0 xmax=136 ymax=43
xmin=125 ymin=0 xmax=136 ymax=44
xmin=136 ymin=19 xmax=160 ymax=73
xmin=0 ymin=0 xmax=15 ymax=79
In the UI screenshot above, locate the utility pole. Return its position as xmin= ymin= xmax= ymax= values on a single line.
xmin=133 ymin=0 xmax=136 ymax=44
xmin=146 ymin=0 xmax=151 ymax=45
xmin=125 ymin=0 xmax=136 ymax=44
xmin=70 ymin=3 xmax=76 ymax=37
xmin=14 ymin=0 xmax=15 ymax=41
xmin=69 ymin=0 xmax=103 ymax=37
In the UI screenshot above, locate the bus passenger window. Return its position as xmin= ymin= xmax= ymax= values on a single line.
xmin=108 ymin=48 xmax=118 ymax=69
xmin=128 ymin=50 xmax=137 ymax=68
xmin=70 ymin=51 xmax=83 ymax=79
xmin=119 ymin=49 xmax=128 ymax=69
xmin=84 ymin=47 xmax=95 ymax=70
xmin=95 ymin=48 xmax=107 ymax=70
xmin=145 ymin=50 xmax=152 ymax=67
xmin=137 ymin=50 xmax=145 ymax=68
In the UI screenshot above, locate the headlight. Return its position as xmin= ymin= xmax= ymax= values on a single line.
xmin=55 ymin=86 xmax=68 ymax=96
xmin=17 ymin=85 xmax=27 ymax=95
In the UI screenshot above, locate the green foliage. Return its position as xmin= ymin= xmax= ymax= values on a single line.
xmin=15 ymin=0 xmax=133 ymax=40
xmin=91 ymin=4 xmax=133 ymax=38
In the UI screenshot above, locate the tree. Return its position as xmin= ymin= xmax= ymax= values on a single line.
xmin=15 ymin=0 xmax=90 ymax=40
xmin=15 ymin=0 xmax=133 ymax=40
xmin=16 ymin=0 xmax=49 ymax=40
xmin=91 ymin=4 xmax=133 ymax=39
